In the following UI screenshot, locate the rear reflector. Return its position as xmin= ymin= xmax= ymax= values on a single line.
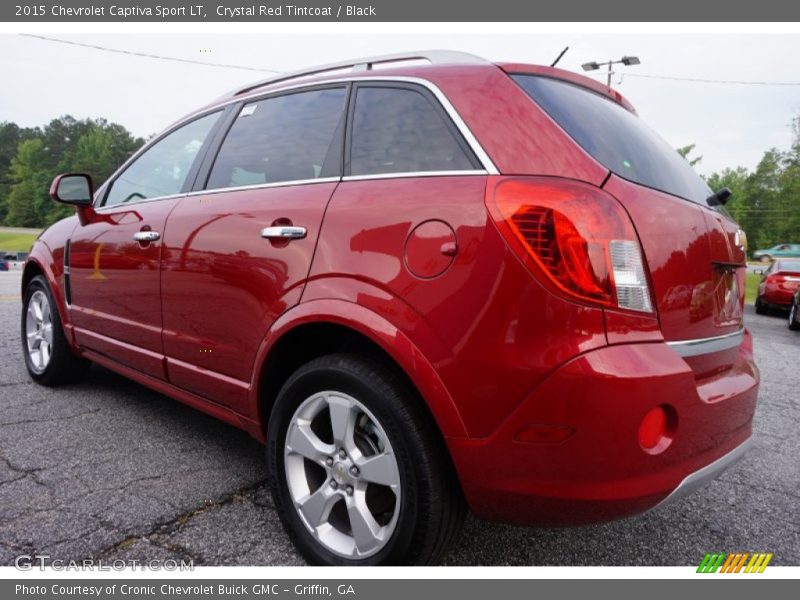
xmin=486 ymin=176 xmax=654 ymax=313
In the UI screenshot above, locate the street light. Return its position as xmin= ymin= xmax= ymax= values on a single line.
xmin=582 ymin=56 xmax=641 ymax=87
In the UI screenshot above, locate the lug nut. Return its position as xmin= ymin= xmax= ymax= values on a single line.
xmin=325 ymin=457 xmax=334 ymax=466
xmin=345 ymin=485 xmax=354 ymax=496
xmin=350 ymin=466 xmax=360 ymax=477
xmin=338 ymin=449 xmax=347 ymax=460
xmin=330 ymin=480 xmax=338 ymax=490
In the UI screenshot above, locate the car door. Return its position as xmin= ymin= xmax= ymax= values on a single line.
xmin=68 ymin=111 xmax=222 ymax=379
xmin=160 ymin=85 xmax=348 ymax=413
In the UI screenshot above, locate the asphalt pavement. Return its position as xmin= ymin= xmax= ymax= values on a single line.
xmin=0 ymin=270 xmax=798 ymax=566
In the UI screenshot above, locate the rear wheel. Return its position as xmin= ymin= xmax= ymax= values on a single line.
xmin=789 ymin=300 xmax=800 ymax=330
xmin=21 ymin=275 xmax=90 ymax=386
xmin=267 ymin=353 xmax=465 ymax=565
xmin=755 ymin=296 xmax=768 ymax=315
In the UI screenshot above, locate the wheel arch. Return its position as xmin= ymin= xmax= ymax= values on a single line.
xmin=252 ymin=299 xmax=469 ymax=443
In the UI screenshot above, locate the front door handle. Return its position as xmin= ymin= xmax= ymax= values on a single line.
xmin=133 ymin=231 xmax=161 ymax=242
xmin=260 ymin=226 xmax=307 ymax=240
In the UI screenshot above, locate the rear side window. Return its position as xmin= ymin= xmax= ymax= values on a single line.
xmin=349 ymin=86 xmax=477 ymax=176
xmin=512 ymin=75 xmax=713 ymax=206
xmin=207 ymin=87 xmax=346 ymax=190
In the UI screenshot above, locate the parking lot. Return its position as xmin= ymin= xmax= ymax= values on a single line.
xmin=0 ymin=269 xmax=798 ymax=566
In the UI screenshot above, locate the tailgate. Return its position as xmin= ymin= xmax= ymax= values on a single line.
xmin=604 ymin=175 xmax=746 ymax=375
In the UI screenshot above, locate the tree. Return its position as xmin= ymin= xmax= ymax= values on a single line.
xmin=6 ymin=139 xmax=50 ymax=227
xmin=677 ymin=143 xmax=703 ymax=167
xmin=2 ymin=116 xmax=145 ymax=227
xmin=0 ymin=122 xmax=36 ymax=222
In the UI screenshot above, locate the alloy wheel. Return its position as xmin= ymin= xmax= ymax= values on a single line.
xmin=284 ymin=391 xmax=401 ymax=559
xmin=25 ymin=290 xmax=53 ymax=373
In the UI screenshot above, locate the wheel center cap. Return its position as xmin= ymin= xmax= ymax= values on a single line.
xmin=332 ymin=462 xmax=347 ymax=484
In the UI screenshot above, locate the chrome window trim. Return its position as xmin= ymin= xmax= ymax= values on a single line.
xmin=666 ymin=327 xmax=745 ymax=358
xmin=94 ymin=75 xmax=499 ymax=209
xmin=186 ymin=176 xmax=341 ymax=198
xmin=342 ymin=170 xmax=487 ymax=182
xmin=94 ymin=192 xmax=186 ymax=213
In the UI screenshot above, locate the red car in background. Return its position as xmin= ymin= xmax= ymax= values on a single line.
xmin=755 ymin=258 xmax=800 ymax=314
xmin=22 ymin=51 xmax=759 ymax=565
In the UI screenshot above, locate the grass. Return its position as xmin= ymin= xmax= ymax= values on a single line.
xmin=745 ymin=272 xmax=760 ymax=304
xmin=0 ymin=231 xmax=38 ymax=252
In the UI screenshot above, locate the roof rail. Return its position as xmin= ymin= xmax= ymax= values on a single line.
xmin=230 ymin=50 xmax=489 ymax=97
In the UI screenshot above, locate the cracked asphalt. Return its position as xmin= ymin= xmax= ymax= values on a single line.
xmin=1 ymin=270 xmax=798 ymax=566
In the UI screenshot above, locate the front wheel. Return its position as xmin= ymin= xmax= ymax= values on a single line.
xmin=760 ymin=255 xmax=772 ymax=263
xmin=789 ymin=301 xmax=800 ymax=331
xmin=267 ymin=353 xmax=465 ymax=565
xmin=21 ymin=275 xmax=90 ymax=386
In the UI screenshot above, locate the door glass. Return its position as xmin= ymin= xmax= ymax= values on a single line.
xmin=206 ymin=87 xmax=347 ymax=190
xmin=349 ymin=86 xmax=476 ymax=176
xmin=104 ymin=112 xmax=220 ymax=207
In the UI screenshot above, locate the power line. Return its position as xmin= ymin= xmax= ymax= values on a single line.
xmin=18 ymin=34 xmax=283 ymax=74
xmin=621 ymin=72 xmax=800 ymax=86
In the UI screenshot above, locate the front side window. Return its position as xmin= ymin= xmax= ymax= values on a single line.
xmin=349 ymin=86 xmax=477 ymax=176
xmin=105 ymin=112 xmax=220 ymax=207
xmin=206 ymin=87 xmax=347 ymax=190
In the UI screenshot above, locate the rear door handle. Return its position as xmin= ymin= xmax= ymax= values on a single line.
xmin=133 ymin=231 xmax=160 ymax=242
xmin=260 ymin=226 xmax=307 ymax=240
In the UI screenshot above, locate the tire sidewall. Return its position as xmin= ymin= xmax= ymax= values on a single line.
xmin=267 ymin=359 xmax=420 ymax=565
xmin=21 ymin=275 xmax=58 ymax=382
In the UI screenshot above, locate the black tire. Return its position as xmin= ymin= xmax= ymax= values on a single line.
xmin=760 ymin=255 xmax=772 ymax=264
xmin=267 ymin=353 xmax=465 ymax=565
xmin=755 ymin=296 xmax=768 ymax=315
xmin=789 ymin=301 xmax=800 ymax=331
xmin=21 ymin=275 xmax=90 ymax=386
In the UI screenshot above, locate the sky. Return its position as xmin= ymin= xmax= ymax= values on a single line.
xmin=2 ymin=32 xmax=799 ymax=176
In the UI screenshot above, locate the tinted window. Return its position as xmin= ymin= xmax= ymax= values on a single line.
xmin=105 ymin=112 xmax=219 ymax=206
xmin=349 ymin=86 xmax=476 ymax=176
xmin=777 ymin=260 xmax=800 ymax=272
xmin=207 ymin=88 xmax=346 ymax=189
xmin=512 ymin=75 xmax=713 ymax=206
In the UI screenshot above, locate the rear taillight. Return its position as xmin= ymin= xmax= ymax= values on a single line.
xmin=486 ymin=176 xmax=653 ymax=313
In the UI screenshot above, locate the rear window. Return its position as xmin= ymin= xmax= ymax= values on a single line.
xmin=777 ymin=260 xmax=800 ymax=272
xmin=512 ymin=75 xmax=713 ymax=206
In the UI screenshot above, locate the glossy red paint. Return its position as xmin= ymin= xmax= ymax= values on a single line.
xmin=28 ymin=56 xmax=760 ymax=530
xmin=69 ymin=198 xmax=182 ymax=380
xmin=604 ymin=176 xmax=744 ymax=340
xmin=448 ymin=338 xmax=757 ymax=525
xmin=758 ymin=268 xmax=800 ymax=307
xmin=159 ymin=182 xmax=337 ymax=413
xmin=306 ymin=175 xmax=607 ymax=436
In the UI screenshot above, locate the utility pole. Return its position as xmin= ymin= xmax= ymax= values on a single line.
xmin=581 ymin=56 xmax=641 ymax=88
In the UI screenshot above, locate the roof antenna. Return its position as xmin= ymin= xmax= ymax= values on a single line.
xmin=550 ymin=46 xmax=569 ymax=67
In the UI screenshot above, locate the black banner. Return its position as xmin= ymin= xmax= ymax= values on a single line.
xmin=3 ymin=0 xmax=800 ymax=22
xmin=4 ymin=579 xmax=799 ymax=600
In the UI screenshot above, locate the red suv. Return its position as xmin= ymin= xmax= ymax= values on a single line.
xmin=23 ymin=51 xmax=758 ymax=565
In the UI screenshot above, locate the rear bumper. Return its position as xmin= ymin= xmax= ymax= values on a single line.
xmin=447 ymin=335 xmax=759 ymax=526
xmin=761 ymin=285 xmax=797 ymax=306
xmin=650 ymin=436 xmax=751 ymax=511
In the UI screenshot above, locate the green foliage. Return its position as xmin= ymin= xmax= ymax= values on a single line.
xmin=0 ymin=231 xmax=39 ymax=252
xmin=744 ymin=272 xmax=760 ymax=303
xmin=677 ymin=143 xmax=703 ymax=167
xmin=703 ymin=118 xmax=800 ymax=253
xmin=0 ymin=116 xmax=144 ymax=227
